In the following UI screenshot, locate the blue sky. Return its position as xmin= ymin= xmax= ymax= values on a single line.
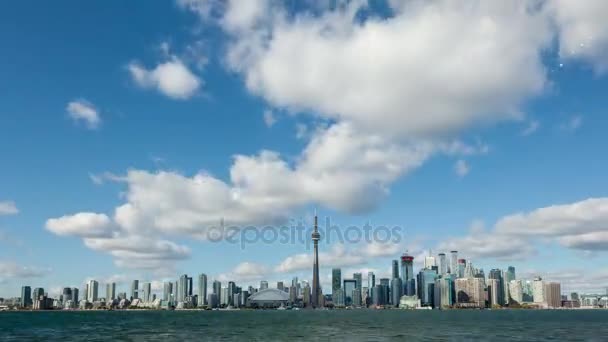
xmin=1 ymin=0 xmax=608 ymax=297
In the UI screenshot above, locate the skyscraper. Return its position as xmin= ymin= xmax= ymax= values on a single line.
xmin=163 ymin=281 xmax=173 ymax=301
xmin=72 ymin=288 xmax=79 ymax=304
xmin=437 ymin=253 xmax=447 ymax=275
xmin=131 ymin=280 xmax=139 ymax=300
xmin=106 ymin=282 xmax=116 ymax=301
xmin=400 ymin=253 xmax=415 ymax=296
xmin=504 ymin=266 xmax=516 ymax=305
xmin=62 ymin=287 xmax=72 ymax=303
xmin=489 ymin=269 xmax=504 ymax=306
xmin=353 ymin=272 xmax=362 ymax=306
xmin=142 ymin=282 xmax=151 ymax=303
xmin=20 ymin=286 xmax=31 ymax=308
xmin=392 ymin=260 xmax=399 ymax=279
xmin=213 ymin=280 xmax=222 ymax=298
xmin=198 ymin=274 xmax=207 ymax=306
xmin=87 ymin=280 xmax=98 ymax=302
xmin=311 ymin=212 xmax=321 ymax=308
xmin=179 ymin=274 xmax=189 ymax=302
xmin=544 ymin=282 xmax=561 ymax=308
xmin=390 ymin=278 xmax=403 ymax=307
xmin=450 ymin=251 xmax=458 ymax=275
xmin=260 ymin=280 xmax=268 ymax=290
xmin=343 ymin=279 xmax=356 ymax=306
xmin=417 ymin=268 xmax=437 ymax=307
xmin=332 ymin=268 xmax=341 ymax=294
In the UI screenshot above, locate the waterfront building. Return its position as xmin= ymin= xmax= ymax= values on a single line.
xmin=20 ymin=286 xmax=31 ymax=308
xmin=260 ymin=280 xmax=268 ymax=290
xmin=163 ymin=282 xmax=172 ymax=301
xmin=87 ymin=280 xmax=98 ymax=302
xmin=72 ymin=288 xmax=79 ymax=304
xmin=228 ymin=281 xmax=237 ymax=306
xmin=488 ymin=278 xmax=500 ymax=307
xmin=379 ymin=278 xmax=390 ymax=304
xmin=488 ymin=269 xmax=504 ymax=306
xmin=353 ymin=272 xmax=362 ymax=305
xmin=400 ymin=253 xmax=415 ymax=296
xmin=367 ymin=271 xmax=375 ymax=297
xmin=438 ymin=276 xmax=454 ymax=308
xmin=417 ymin=268 xmax=438 ymax=307
xmin=248 ymin=288 xmax=290 ymax=308
xmin=509 ymin=280 xmax=523 ymax=304
xmin=198 ymin=274 xmax=207 ymax=306
xmin=333 ymin=287 xmax=345 ymax=307
xmin=424 ymin=252 xmax=436 ymax=269
xmin=131 ymin=280 xmax=139 ymax=300
xmin=544 ymin=282 xmax=561 ymax=308
xmin=62 ymin=287 xmax=72 ymax=303
xmin=504 ymin=266 xmax=516 ymax=305
xmin=207 ymin=293 xmax=218 ymax=308
xmin=289 ymin=285 xmax=297 ymax=304
xmin=213 ymin=280 xmax=222 ymax=298
xmin=109 ymin=283 xmax=117 ymax=301
xmin=391 ymin=278 xmax=403 ymax=307
xmin=142 ymin=282 xmax=151 ymax=303
xmin=277 ymin=281 xmax=284 ymax=291
xmin=344 ymin=279 xmax=356 ymax=306
xmin=532 ymin=277 xmax=545 ymax=304
xmin=303 ymin=284 xmax=311 ymax=307
xmin=371 ymin=284 xmax=384 ymax=306
xmin=221 ymin=287 xmax=229 ymax=306
xmin=455 ymin=277 xmax=485 ymax=308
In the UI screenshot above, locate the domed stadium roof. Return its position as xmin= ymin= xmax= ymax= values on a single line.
xmin=248 ymin=288 xmax=289 ymax=302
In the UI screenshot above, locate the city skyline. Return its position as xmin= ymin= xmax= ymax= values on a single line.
xmin=2 ymin=1 xmax=608 ymax=300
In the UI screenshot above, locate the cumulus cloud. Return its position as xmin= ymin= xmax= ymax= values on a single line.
xmin=559 ymin=115 xmax=583 ymax=131
xmin=128 ymin=57 xmax=201 ymax=99
xmin=217 ymin=261 xmax=270 ymax=283
xmin=66 ymin=99 xmax=101 ymax=129
xmin=0 ymin=201 xmax=18 ymax=215
xmin=275 ymin=244 xmax=365 ymax=273
xmin=45 ymin=212 xmax=115 ymax=238
xmin=549 ymin=0 xmax=608 ymax=74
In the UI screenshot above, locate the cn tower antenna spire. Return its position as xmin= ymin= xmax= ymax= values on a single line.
xmin=311 ymin=210 xmax=321 ymax=308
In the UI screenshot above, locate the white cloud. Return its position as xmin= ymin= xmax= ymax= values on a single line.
xmin=45 ymin=212 xmax=115 ymax=238
xmin=521 ymin=120 xmax=540 ymax=136
xmin=263 ymin=109 xmax=276 ymax=127
xmin=454 ymin=159 xmax=470 ymax=177
xmin=275 ymin=244 xmax=365 ymax=273
xmin=549 ymin=0 xmax=608 ymax=74
xmin=66 ymin=99 xmax=101 ymax=129
xmin=0 ymin=201 xmax=18 ymax=215
xmin=221 ymin=1 xmax=551 ymax=137
xmin=0 ymin=261 xmax=50 ymax=278
xmin=362 ymin=241 xmax=403 ymax=258
xmin=217 ymin=261 xmax=270 ymax=283
xmin=128 ymin=57 xmax=201 ymax=99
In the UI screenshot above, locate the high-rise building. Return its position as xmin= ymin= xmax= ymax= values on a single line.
xmin=163 ymin=282 xmax=173 ymax=302
xmin=343 ymin=279 xmax=356 ymax=306
xmin=228 ymin=281 xmax=236 ymax=306
xmin=367 ymin=271 xmax=375 ymax=296
xmin=392 ymin=260 xmax=399 ymax=279
xmin=333 ymin=288 xmax=345 ymax=307
xmin=424 ymin=252 xmax=436 ymax=269
xmin=20 ymin=286 xmax=31 ymax=308
xmin=106 ymin=282 xmax=116 ymax=301
xmin=400 ymin=253 xmax=415 ymax=296
xmin=142 ymin=282 xmax=151 ymax=303
xmin=532 ymin=277 xmax=545 ymax=304
xmin=504 ymin=266 xmax=516 ymax=304
xmin=488 ymin=278 xmax=500 ymax=307
xmin=87 ymin=280 xmax=98 ymax=302
xmin=260 ymin=280 xmax=268 ymax=290
xmin=179 ymin=274 xmax=189 ymax=303
xmin=455 ymin=277 xmax=485 ymax=308
xmin=213 ymin=280 xmax=222 ymax=298
xmin=390 ymin=278 xmax=402 ymax=307
xmin=277 ymin=281 xmax=284 ymax=291
xmin=417 ymin=269 xmax=438 ymax=307
xmin=437 ymin=253 xmax=447 ymax=275
xmin=311 ymin=213 xmax=321 ymax=308
xmin=353 ymin=272 xmax=362 ymax=306
xmin=488 ymin=269 xmax=504 ymax=306
xmin=509 ymin=280 xmax=523 ymax=304
xmin=72 ymin=288 xmax=79 ymax=304
xmin=62 ymin=287 xmax=72 ymax=303
xmin=544 ymin=282 xmax=561 ymax=308
xmin=302 ymin=284 xmax=311 ymax=307
xmin=187 ymin=276 xmax=193 ymax=297
xmin=198 ymin=274 xmax=207 ymax=306
xmin=332 ymin=268 xmax=341 ymax=293
xmin=457 ymin=259 xmax=466 ymax=278
xmin=449 ymin=251 xmax=458 ymax=275
xmin=379 ymin=278 xmax=390 ymax=304
xmin=438 ymin=276 xmax=454 ymax=308
xmin=131 ymin=280 xmax=139 ymax=300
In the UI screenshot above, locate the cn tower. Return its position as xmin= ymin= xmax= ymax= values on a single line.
xmin=311 ymin=212 xmax=321 ymax=308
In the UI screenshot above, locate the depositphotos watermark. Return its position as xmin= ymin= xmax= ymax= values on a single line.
xmin=205 ymin=217 xmax=404 ymax=250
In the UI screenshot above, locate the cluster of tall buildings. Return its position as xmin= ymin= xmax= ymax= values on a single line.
xmin=6 ymin=217 xmax=607 ymax=311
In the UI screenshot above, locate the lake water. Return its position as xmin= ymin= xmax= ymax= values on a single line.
xmin=1 ymin=309 xmax=607 ymax=341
